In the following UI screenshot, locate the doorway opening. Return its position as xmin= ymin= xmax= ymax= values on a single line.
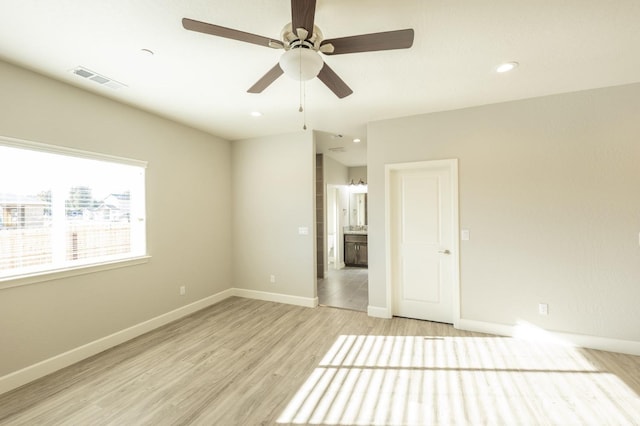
xmin=318 ymin=181 xmax=368 ymax=312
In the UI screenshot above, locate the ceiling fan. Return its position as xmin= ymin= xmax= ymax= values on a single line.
xmin=182 ymin=0 xmax=414 ymax=98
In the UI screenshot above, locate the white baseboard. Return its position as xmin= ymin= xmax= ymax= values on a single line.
xmin=457 ymin=319 xmax=640 ymax=356
xmin=0 ymin=287 xmax=320 ymax=396
xmin=232 ymin=288 xmax=318 ymax=308
xmin=368 ymin=305 xmax=391 ymax=319
xmin=10 ymin=293 xmax=636 ymax=398
xmin=0 ymin=288 xmax=234 ymax=396
xmin=363 ymin=309 xmax=640 ymax=356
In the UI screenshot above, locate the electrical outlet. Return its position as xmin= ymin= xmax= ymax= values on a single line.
xmin=270 ymin=275 xmax=276 ymax=284
xmin=180 ymin=286 xmax=186 ymax=296
xmin=538 ymin=303 xmax=548 ymax=315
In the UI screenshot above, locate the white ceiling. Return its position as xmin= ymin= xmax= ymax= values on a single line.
xmin=1 ymin=0 xmax=639 ymax=166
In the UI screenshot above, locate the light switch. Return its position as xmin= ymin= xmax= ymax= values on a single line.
xmin=298 ymin=227 xmax=309 ymax=235
xmin=461 ymin=229 xmax=470 ymax=241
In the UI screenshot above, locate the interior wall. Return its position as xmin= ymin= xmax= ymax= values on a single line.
xmin=325 ymin=156 xmax=349 ymax=185
xmin=0 ymin=60 xmax=232 ymax=376
xmin=231 ymin=131 xmax=316 ymax=300
xmin=367 ymin=83 xmax=640 ymax=343
xmin=348 ymin=166 xmax=367 ymax=184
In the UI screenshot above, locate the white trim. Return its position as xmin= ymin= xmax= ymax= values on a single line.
xmin=457 ymin=319 xmax=640 ymax=356
xmin=233 ymin=288 xmax=318 ymax=308
xmin=0 ymin=256 xmax=151 ymax=290
xmin=3 ymin=288 xmax=638 ymax=397
xmin=450 ymin=160 xmax=461 ymax=326
xmin=384 ymin=159 xmax=461 ymax=323
xmin=0 ymin=288 xmax=234 ymax=395
xmin=457 ymin=319 xmax=514 ymax=338
xmin=384 ymin=165 xmax=393 ymax=318
xmin=367 ymin=305 xmax=391 ymax=319
xmin=0 ymin=134 xmax=147 ymax=168
xmin=0 ymin=287 xmax=317 ymax=396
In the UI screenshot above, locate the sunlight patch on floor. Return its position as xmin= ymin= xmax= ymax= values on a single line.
xmin=277 ymin=335 xmax=640 ymax=425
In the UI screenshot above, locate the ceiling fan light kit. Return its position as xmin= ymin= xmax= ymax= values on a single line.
xmin=182 ymin=0 xmax=415 ymax=98
xmin=279 ymin=47 xmax=323 ymax=81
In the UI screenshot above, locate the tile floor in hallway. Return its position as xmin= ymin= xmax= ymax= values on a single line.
xmin=317 ymin=266 xmax=368 ymax=312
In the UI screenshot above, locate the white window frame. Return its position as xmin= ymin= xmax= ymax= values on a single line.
xmin=0 ymin=136 xmax=150 ymax=289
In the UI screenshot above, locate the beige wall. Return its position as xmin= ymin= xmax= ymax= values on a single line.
xmin=0 ymin=60 xmax=232 ymax=376
xmin=232 ymin=131 xmax=316 ymax=299
xmin=348 ymin=166 xmax=367 ymax=184
xmin=324 ymin=155 xmax=349 ymax=186
xmin=368 ymin=83 xmax=640 ymax=342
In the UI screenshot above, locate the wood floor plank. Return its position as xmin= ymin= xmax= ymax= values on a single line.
xmin=1 ymin=297 xmax=640 ymax=425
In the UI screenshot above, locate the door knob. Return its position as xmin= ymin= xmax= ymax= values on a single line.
xmin=438 ymin=249 xmax=451 ymax=255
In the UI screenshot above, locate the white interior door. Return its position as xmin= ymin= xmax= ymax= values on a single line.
xmin=388 ymin=160 xmax=458 ymax=323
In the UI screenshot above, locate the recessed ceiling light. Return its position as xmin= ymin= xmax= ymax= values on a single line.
xmin=250 ymin=111 xmax=262 ymax=117
xmin=496 ymin=62 xmax=519 ymax=73
xmin=353 ymin=138 xmax=361 ymax=143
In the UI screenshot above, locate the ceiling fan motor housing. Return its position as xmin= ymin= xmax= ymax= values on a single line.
xmin=280 ymin=24 xmax=323 ymax=51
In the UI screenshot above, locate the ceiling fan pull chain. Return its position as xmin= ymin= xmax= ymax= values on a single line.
xmin=303 ymin=81 xmax=308 ymax=130
xmin=298 ymin=48 xmax=304 ymax=113
xmin=299 ymin=79 xmax=303 ymax=112
xmin=298 ymin=47 xmax=307 ymax=130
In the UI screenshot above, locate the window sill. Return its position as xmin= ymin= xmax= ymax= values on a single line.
xmin=0 ymin=255 xmax=151 ymax=291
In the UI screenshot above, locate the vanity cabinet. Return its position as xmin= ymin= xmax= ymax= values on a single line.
xmin=344 ymin=234 xmax=368 ymax=267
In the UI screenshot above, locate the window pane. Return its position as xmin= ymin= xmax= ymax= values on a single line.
xmin=0 ymin=193 xmax=53 ymax=270
xmin=0 ymin=141 xmax=146 ymax=279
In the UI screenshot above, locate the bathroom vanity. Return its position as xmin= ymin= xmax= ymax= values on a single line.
xmin=344 ymin=232 xmax=368 ymax=267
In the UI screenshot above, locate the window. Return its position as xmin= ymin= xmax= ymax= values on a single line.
xmin=0 ymin=137 xmax=146 ymax=281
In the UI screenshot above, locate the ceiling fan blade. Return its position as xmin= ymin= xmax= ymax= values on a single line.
xmin=291 ymin=0 xmax=316 ymax=38
xmin=247 ymin=63 xmax=284 ymax=93
xmin=182 ymin=18 xmax=283 ymax=49
xmin=321 ymin=29 xmax=414 ymax=55
xmin=317 ymin=63 xmax=353 ymax=99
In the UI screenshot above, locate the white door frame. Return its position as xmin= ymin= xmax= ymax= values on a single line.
xmin=325 ymin=184 xmax=342 ymax=270
xmin=384 ymin=159 xmax=460 ymax=327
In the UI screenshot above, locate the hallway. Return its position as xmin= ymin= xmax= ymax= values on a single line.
xmin=317 ymin=267 xmax=368 ymax=312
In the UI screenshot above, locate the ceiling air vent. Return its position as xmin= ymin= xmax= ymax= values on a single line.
xmin=70 ymin=66 xmax=127 ymax=90
xmin=328 ymin=147 xmax=346 ymax=153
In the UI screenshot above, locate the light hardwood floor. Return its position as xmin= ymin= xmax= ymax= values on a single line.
xmin=1 ymin=297 xmax=639 ymax=425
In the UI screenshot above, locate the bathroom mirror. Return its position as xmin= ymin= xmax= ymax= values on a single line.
xmin=349 ymin=192 xmax=367 ymax=226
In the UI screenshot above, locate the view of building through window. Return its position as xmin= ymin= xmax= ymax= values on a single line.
xmin=0 ymin=141 xmax=146 ymax=279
